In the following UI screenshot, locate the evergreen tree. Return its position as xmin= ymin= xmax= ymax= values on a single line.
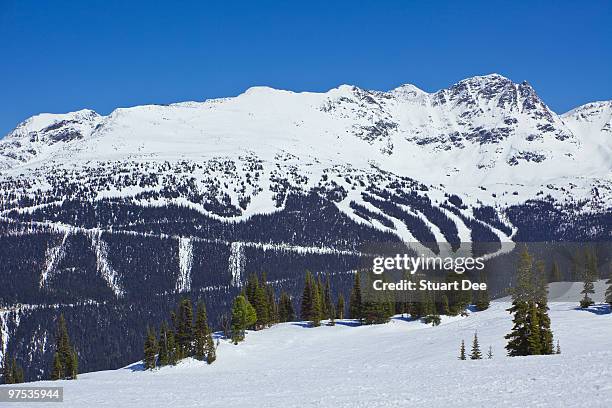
xmin=50 ymin=352 xmax=62 ymax=381
xmin=231 ymin=295 xmax=257 ymax=344
xmin=550 ymin=261 xmax=562 ymax=282
xmin=323 ymin=275 xmax=334 ymax=320
xmin=266 ymin=284 xmax=278 ymax=325
xmin=157 ymin=321 xmax=170 ymax=366
xmin=143 ymin=326 xmax=158 ymax=370
xmin=470 ymin=332 xmax=482 ymax=360
xmin=487 ymin=346 xmax=493 ymax=359
xmin=317 ymin=275 xmax=327 ymax=319
xmin=194 ymin=301 xmax=210 ymax=361
xmin=278 ymin=291 xmax=295 ymax=322
xmin=505 ymin=246 xmax=534 ymax=357
xmin=174 ymin=298 xmax=194 ymax=359
xmin=349 ymin=272 xmax=363 ymax=320
xmin=300 ymin=271 xmax=321 ymax=326
xmin=535 ymin=260 xmax=554 ymax=355
xmin=204 ymin=331 xmax=216 ymax=364
xmin=526 ymin=302 xmax=542 ymax=355
xmin=336 ymin=294 xmax=345 ymax=319
xmin=506 ymin=247 xmax=555 ymax=357
xmin=580 ymin=249 xmax=596 ymax=308
xmin=51 ymin=314 xmax=77 ymax=380
xmin=556 ymin=340 xmax=561 ymax=354
xmin=70 ymin=348 xmax=78 ymax=380
xmin=459 ymin=340 xmax=466 ymax=360
xmin=167 ymin=329 xmax=177 ymax=365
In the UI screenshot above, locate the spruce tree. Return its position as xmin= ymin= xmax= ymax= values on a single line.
xmin=157 ymin=321 xmax=170 ymax=366
xmin=505 ymin=246 xmax=534 ymax=356
xmin=556 ymin=340 xmax=561 ymax=354
xmin=204 ymin=331 xmax=216 ymax=364
xmin=535 ymin=260 xmax=554 ymax=354
xmin=440 ymin=294 xmax=450 ymax=315
xmin=231 ymin=295 xmax=257 ymax=344
xmin=174 ymin=299 xmax=194 ymax=359
xmin=278 ymin=291 xmax=295 ymax=322
xmin=70 ymin=348 xmax=78 ymax=379
xmin=470 ymin=332 xmax=482 ymax=360
xmin=324 ymin=275 xmax=334 ymax=320
xmin=51 ymin=314 xmax=77 ymax=380
xmin=349 ymin=272 xmax=362 ymax=320
xmin=311 ymin=278 xmax=322 ymax=327
xmin=143 ymin=326 xmax=158 ymax=370
xmin=487 ymin=346 xmax=493 ymax=359
xmin=580 ymin=249 xmax=596 ymax=308
xmin=526 ymin=302 xmax=542 ymax=355
xmin=167 ymin=329 xmax=177 ymax=365
xmin=459 ymin=340 xmax=466 ymax=360
xmin=194 ymin=301 xmax=209 ymax=361
xmin=51 ymin=353 xmax=62 ymax=381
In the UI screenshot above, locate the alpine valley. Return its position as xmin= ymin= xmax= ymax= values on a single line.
xmin=0 ymin=74 xmax=610 ymax=380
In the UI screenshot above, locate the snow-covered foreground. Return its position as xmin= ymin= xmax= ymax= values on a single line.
xmin=7 ymin=296 xmax=612 ymax=408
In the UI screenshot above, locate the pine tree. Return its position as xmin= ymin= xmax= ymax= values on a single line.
xmin=194 ymin=301 xmax=209 ymax=361
xmin=535 ymin=260 xmax=554 ymax=355
xmin=580 ymin=249 xmax=596 ymax=308
xmin=556 ymin=340 xmax=561 ymax=354
xmin=323 ymin=275 xmax=334 ymax=320
xmin=336 ymin=294 xmax=345 ymax=319
xmin=505 ymin=246 xmax=534 ymax=357
xmin=349 ymin=272 xmax=363 ymax=320
xmin=278 ymin=291 xmax=295 ymax=322
xmin=70 ymin=348 xmax=78 ymax=379
xmin=157 ymin=321 xmax=170 ymax=366
xmin=231 ymin=295 xmax=257 ymax=344
xmin=300 ymin=271 xmax=321 ymax=326
xmin=174 ymin=299 xmax=194 ymax=359
xmin=526 ymin=302 xmax=542 ymax=355
xmin=550 ymin=261 xmax=562 ymax=282
xmin=51 ymin=314 xmax=77 ymax=380
xmin=204 ymin=331 xmax=216 ymax=364
xmin=459 ymin=340 xmax=466 ymax=360
xmin=487 ymin=346 xmax=493 ymax=359
xmin=51 ymin=353 xmax=62 ymax=381
xmin=167 ymin=329 xmax=177 ymax=365
xmin=143 ymin=326 xmax=158 ymax=370
xmin=470 ymin=332 xmax=482 ymax=360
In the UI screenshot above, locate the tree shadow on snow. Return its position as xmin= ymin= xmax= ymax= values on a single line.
xmin=123 ymin=362 xmax=146 ymax=372
xmin=575 ymin=303 xmax=611 ymax=315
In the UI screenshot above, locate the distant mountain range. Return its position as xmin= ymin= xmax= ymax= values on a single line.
xmin=0 ymin=74 xmax=610 ymax=380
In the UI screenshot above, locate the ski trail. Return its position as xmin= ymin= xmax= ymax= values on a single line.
xmin=176 ymin=237 xmax=193 ymax=293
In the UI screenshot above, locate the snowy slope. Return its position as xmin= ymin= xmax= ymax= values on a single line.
xmin=0 ymin=74 xmax=610 ymax=226
xmin=9 ymin=290 xmax=612 ymax=408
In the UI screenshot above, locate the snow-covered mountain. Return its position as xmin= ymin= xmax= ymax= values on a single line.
xmin=0 ymin=74 xmax=610 ymax=382
xmin=0 ymin=74 xmax=610 ymax=230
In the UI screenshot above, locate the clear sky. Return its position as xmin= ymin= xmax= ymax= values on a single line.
xmin=1 ymin=0 xmax=610 ymax=136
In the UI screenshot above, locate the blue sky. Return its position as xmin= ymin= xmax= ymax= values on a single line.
xmin=1 ymin=0 xmax=610 ymax=136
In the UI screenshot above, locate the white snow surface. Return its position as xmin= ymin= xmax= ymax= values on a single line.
xmin=10 ymin=283 xmax=612 ymax=408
